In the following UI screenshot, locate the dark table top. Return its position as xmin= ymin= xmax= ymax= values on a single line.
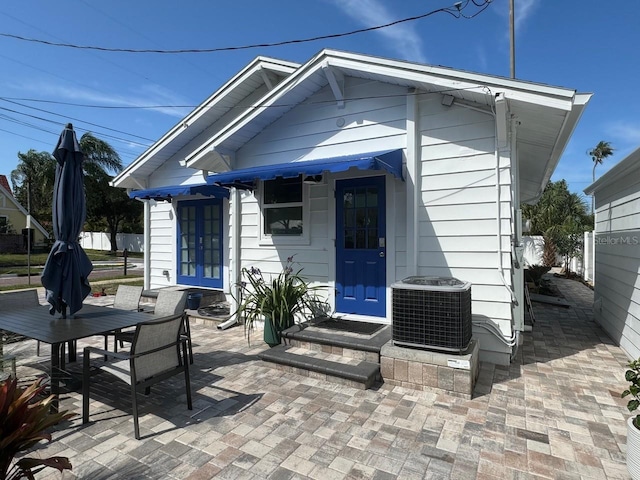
xmin=0 ymin=304 xmax=152 ymax=345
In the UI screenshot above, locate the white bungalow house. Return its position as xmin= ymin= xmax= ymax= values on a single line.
xmin=112 ymin=50 xmax=590 ymax=366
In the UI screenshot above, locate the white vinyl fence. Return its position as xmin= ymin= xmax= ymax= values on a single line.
xmin=522 ymin=232 xmax=594 ymax=283
xmin=80 ymin=231 xmax=144 ymax=253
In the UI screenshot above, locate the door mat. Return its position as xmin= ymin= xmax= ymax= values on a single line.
xmin=314 ymin=318 xmax=383 ymax=335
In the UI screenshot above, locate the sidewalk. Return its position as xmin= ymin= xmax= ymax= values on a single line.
xmin=7 ymin=275 xmax=633 ymax=479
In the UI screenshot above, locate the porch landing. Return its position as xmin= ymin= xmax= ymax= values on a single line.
xmin=258 ymin=318 xmax=391 ymax=390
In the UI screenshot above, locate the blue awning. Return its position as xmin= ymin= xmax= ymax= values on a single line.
xmin=206 ymin=149 xmax=404 ymax=189
xmin=129 ymin=184 xmax=230 ymax=201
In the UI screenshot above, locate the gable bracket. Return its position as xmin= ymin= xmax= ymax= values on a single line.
xmin=260 ymin=69 xmax=277 ymax=91
xmin=322 ymin=64 xmax=345 ymax=109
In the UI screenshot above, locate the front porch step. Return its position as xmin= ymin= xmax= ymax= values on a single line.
xmin=259 ymin=345 xmax=381 ymax=390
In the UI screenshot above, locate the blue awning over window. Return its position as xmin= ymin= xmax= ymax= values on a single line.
xmin=205 ymin=149 xmax=404 ymax=189
xmin=129 ymin=184 xmax=230 ymax=201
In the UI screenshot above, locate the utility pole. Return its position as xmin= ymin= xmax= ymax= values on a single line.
xmin=510 ymin=0 xmax=515 ymax=78
xmin=27 ymin=177 xmax=31 ymax=285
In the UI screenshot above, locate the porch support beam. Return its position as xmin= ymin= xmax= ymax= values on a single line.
xmin=322 ymin=64 xmax=345 ymax=109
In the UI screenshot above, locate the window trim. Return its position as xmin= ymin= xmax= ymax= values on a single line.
xmin=258 ymin=177 xmax=310 ymax=246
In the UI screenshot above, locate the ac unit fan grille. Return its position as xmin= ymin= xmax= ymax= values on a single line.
xmin=392 ymin=286 xmax=472 ymax=352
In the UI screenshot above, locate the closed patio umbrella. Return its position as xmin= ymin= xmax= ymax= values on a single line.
xmin=41 ymin=123 xmax=93 ymax=317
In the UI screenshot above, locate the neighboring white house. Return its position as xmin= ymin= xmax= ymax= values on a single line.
xmin=113 ymin=50 xmax=590 ymax=365
xmin=585 ymin=147 xmax=640 ymax=360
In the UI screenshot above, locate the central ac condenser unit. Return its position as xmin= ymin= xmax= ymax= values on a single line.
xmin=391 ymin=276 xmax=472 ymax=353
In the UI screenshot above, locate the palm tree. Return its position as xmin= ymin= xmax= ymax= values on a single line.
xmin=588 ymin=141 xmax=614 ymax=213
xmin=521 ymin=180 xmax=591 ymax=274
xmin=79 ymin=132 xmax=123 ymax=177
xmin=10 ymin=150 xmax=56 ymax=231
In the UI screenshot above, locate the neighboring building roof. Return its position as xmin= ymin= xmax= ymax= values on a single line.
xmin=584 ymin=146 xmax=640 ymax=195
xmin=0 ymin=175 xmax=12 ymax=195
xmin=0 ymin=181 xmax=50 ymax=238
xmin=114 ymin=49 xmax=591 ymax=203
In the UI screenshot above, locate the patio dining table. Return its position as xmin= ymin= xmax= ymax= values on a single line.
xmin=0 ymin=304 xmax=153 ymax=411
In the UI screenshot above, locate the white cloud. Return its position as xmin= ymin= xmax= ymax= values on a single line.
xmin=327 ymin=0 xmax=427 ymax=63
xmin=606 ymin=121 xmax=640 ymax=144
xmin=14 ymin=80 xmax=191 ymax=118
xmin=515 ymin=0 xmax=539 ymax=28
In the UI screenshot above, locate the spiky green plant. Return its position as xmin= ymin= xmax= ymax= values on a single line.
xmin=235 ymin=256 xmax=324 ymax=345
xmin=0 ymin=377 xmax=74 ymax=480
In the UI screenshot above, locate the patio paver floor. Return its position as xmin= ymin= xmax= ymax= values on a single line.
xmin=6 ymin=275 xmax=633 ymax=479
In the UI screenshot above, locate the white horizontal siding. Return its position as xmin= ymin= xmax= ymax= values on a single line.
xmin=148 ymin=202 xmax=175 ymax=289
xmin=593 ymin=161 xmax=640 ymax=359
xmin=417 ymin=96 xmax=514 ymax=363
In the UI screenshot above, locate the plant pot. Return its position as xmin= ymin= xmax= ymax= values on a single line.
xmin=629 ymin=417 xmax=640 ymax=480
xmin=263 ymin=316 xmax=281 ymax=347
xmin=187 ymin=293 xmax=203 ymax=310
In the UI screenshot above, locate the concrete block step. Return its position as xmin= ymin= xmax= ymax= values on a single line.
xmin=259 ymin=345 xmax=380 ymax=389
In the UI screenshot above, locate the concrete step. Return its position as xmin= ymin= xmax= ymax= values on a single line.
xmin=281 ymin=319 xmax=391 ymax=363
xmin=259 ymin=345 xmax=381 ymax=389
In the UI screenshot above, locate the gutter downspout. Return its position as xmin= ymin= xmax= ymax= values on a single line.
xmin=406 ymin=88 xmax=420 ymax=276
xmin=218 ymin=187 xmax=240 ymax=330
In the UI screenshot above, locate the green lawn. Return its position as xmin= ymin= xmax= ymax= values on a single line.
xmin=0 ymin=276 xmax=144 ymax=293
xmin=0 ymin=249 xmax=142 ymax=275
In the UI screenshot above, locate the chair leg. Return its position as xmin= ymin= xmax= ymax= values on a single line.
xmin=37 ymin=340 xmax=41 ymax=356
xmin=183 ymin=341 xmax=193 ymax=410
xmin=82 ymin=349 xmax=90 ymax=424
xmin=131 ymin=384 xmax=140 ymax=440
xmin=183 ymin=316 xmax=194 ymax=365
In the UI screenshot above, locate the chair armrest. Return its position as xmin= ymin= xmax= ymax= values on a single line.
xmin=83 ymin=346 xmax=131 ymax=360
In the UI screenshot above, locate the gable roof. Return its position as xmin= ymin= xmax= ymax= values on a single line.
xmin=115 ymin=49 xmax=590 ymax=203
xmin=184 ymin=49 xmax=590 ymax=203
xmin=0 ymin=181 xmax=49 ymax=238
xmin=112 ymin=56 xmax=299 ymax=189
xmin=0 ymin=175 xmax=12 ymax=195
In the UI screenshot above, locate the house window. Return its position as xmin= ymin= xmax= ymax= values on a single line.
xmin=0 ymin=216 xmax=8 ymax=234
xmin=260 ymin=176 xmax=310 ymax=245
xmin=263 ymin=176 xmax=303 ymax=236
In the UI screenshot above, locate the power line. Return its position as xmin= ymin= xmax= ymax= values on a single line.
xmin=0 ymin=98 xmax=156 ymax=142
xmin=0 ymin=0 xmax=492 ymax=54
xmin=2 ymin=85 xmax=489 ymax=112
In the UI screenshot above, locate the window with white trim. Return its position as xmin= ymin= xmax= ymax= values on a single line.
xmin=260 ymin=176 xmax=309 ymax=244
xmin=0 ymin=216 xmax=8 ymax=234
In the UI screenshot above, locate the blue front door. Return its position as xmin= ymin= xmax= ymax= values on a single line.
xmin=336 ymin=176 xmax=386 ymax=317
xmin=177 ymin=199 xmax=223 ymax=288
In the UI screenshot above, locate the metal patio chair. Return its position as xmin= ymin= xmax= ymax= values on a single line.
xmin=0 ymin=290 xmax=40 ymax=377
xmin=82 ymin=312 xmax=192 ymax=439
xmin=115 ymin=290 xmax=193 ymax=364
xmin=107 ymin=285 xmax=144 ymax=352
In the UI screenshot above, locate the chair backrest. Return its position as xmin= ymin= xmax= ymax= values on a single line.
xmin=0 ymin=289 xmax=40 ymax=311
xmin=153 ymin=290 xmax=187 ymax=317
xmin=114 ymin=285 xmax=143 ymax=311
xmin=130 ymin=313 xmax=184 ymax=381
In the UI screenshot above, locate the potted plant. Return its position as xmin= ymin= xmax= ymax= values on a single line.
xmin=622 ymin=358 xmax=640 ymax=479
xmin=235 ymin=257 xmax=321 ymax=347
xmin=0 ymin=377 xmax=74 ymax=480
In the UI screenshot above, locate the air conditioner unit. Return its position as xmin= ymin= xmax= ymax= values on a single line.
xmin=391 ymin=276 xmax=472 ymax=353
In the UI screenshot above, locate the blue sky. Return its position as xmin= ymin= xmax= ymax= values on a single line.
xmin=1 ymin=0 xmax=637 ymax=197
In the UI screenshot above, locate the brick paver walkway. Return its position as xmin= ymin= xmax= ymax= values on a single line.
xmin=6 ymin=276 xmax=633 ymax=479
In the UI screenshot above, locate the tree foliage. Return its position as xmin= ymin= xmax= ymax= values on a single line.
xmin=522 ymin=180 xmax=592 ymax=274
xmin=10 ymin=131 xmax=141 ymax=249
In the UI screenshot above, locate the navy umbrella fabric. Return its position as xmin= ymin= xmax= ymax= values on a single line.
xmin=41 ymin=123 xmax=93 ymax=317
